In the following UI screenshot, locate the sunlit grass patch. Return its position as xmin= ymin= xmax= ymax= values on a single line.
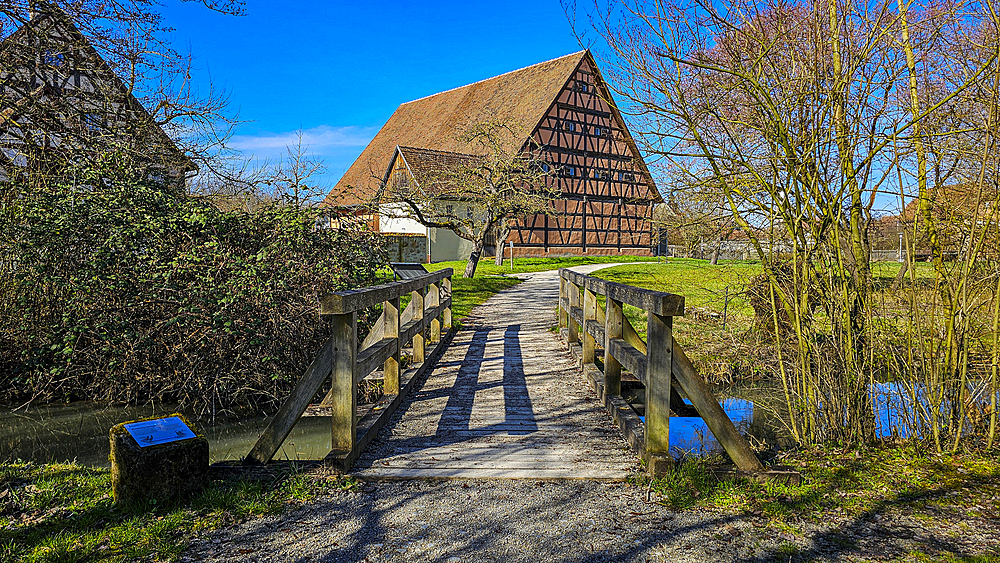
xmin=0 ymin=461 xmax=356 ymax=563
xmin=640 ymin=443 xmax=1000 ymax=522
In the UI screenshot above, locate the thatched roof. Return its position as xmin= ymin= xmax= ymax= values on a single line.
xmin=325 ymin=51 xmax=586 ymax=208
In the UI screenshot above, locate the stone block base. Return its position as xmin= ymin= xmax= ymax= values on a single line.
xmin=110 ymin=414 xmax=209 ymax=506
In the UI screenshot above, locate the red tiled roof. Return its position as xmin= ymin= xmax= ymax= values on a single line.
xmin=325 ymin=51 xmax=586 ymax=208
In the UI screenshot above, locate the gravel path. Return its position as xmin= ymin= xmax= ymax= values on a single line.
xmin=185 ymin=479 xmax=1000 ymax=562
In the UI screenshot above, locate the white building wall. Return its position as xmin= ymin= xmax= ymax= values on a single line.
xmin=379 ymin=203 xmax=427 ymax=234
xmin=378 ymin=200 xmax=479 ymax=262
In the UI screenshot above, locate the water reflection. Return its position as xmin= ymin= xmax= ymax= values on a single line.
xmin=4 ymin=382 xmax=998 ymax=466
xmin=639 ymin=382 xmax=1000 ymax=458
xmin=0 ymin=403 xmax=332 ymax=467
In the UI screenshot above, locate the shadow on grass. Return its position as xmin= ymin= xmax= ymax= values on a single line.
xmin=650 ymin=445 xmax=1000 ymax=562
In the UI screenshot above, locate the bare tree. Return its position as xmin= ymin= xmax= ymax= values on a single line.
xmin=382 ymin=119 xmax=558 ymax=278
xmin=575 ymin=0 xmax=1000 ymax=446
xmin=264 ymin=131 xmax=328 ymax=207
xmin=1 ymin=0 xmax=244 ymax=188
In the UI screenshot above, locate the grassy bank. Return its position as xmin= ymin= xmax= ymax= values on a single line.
xmin=643 ymin=442 xmax=1000 ymax=560
xmin=0 ymin=461 xmax=352 ymax=563
xmin=591 ymin=259 xmax=938 ymax=382
xmin=647 ymin=442 xmax=999 ymax=516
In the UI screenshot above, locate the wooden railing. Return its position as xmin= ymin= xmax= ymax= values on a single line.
xmin=245 ymin=268 xmax=454 ymax=468
xmin=558 ymin=268 xmax=764 ymax=476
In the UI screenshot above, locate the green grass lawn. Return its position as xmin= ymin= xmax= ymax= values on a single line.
xmin=588 ymin=258 xmax=939 ymax=381
xmin=0 ymin=461 xmax=353 ymax=563
xmin=644 ymin=441 xmax=1000 ymax=535
xmin=590 ymin=259 xmax=764 ymax=379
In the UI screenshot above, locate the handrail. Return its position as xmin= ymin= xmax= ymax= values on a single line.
xmin=245 ymin=268 xmax=454 ymax=467
xmin=320 ymin=268 xmax=452 ymax=315
xmin=558 ymin=268 xmax=764 ymax=476
xmin=560 ymin=268 xmax=685 ymax=317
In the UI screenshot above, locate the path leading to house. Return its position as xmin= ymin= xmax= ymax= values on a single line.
xmin=184 ymin=264 xmax=1000 ymax=562
xmin=351 ymin=263 xmax=640 ymax=479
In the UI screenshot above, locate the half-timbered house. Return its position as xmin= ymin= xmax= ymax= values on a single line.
xmin=325 ymin=50 xmax=661 ymax=261
xmin=0 ymin=5 xmax=195 ymax=190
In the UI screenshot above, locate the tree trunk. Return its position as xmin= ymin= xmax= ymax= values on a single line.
xmin=710 ymin=242 xmax=721 ymax=265
xmin=494 ymin=226 xmax=509 ymax=266
xmin=892 ymin=256 xmax=909 ymax=289
xmin=464 ymin=240 xmax=484 ymax=278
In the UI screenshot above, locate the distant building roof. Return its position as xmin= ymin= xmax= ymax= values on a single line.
xmin=326 ymin=51 xmax=587 ymax=208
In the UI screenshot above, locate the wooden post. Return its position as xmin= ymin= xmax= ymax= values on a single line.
xmin=330 ymin=312 xmax=357 ymax=455
xmin=604 ymin=297 xmax=623 ymax=397
xmin=383 ymin=297 xmax=400 ymax=395
xmin=442 ymin=276 xmax=452 ymax=331
xmin=558 ymin=277 xmax=568 ymax=329
xmin=671 ymin=338 xmax=764 ymax=472
xmin=582 ymin=286 xmax=597 ymax=364
xmin=428 ymin=281 xmax=441 ymax=344
xmin=412 ymin=287 xmax=425 ymax=364
xmin=646 ymin=311 xmax=672 ymax=476
xmin=568 ymin=282 xmax=580 ymax=344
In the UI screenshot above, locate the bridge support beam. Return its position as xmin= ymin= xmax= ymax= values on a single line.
xmin=582 ymin=287 xmax=597 ymax=365
xmin=645 ymin=311 xmax=673 ymax=476
xmin=412 ymin=287 xmax=425 ymax=364
xmin=442 ymin=277 xmax=452 ymax=331
xmin=384 ymin=297 xmax=401 ymax=396
xmin=429 ymin=281 xmax=441 ymax=344
xmin=604 ymin=298 xmax=623 ymax=398
xmin=330 ymin=312 xmax=357 ymax=456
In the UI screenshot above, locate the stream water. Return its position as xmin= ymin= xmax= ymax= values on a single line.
xmin=1 ymin=402 xmax=333 ymax=467
xmin=2 ymin=382 xmax=995 ymax=467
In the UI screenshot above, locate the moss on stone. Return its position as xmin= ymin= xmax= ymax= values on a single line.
xmin=110 ymin=413 xmax=209 ymax=507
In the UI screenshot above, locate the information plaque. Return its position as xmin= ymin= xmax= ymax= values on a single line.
xmin=122 ymin=416 xmax=196 ymax=447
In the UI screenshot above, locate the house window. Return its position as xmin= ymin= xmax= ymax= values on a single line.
xmin=578 ymin=82 xmax=590 ymax=93
xmin=562 ymin=121 xmax=576 ymax=133
xmin=467 ymin=207 xmax=473 ymax=219
xmin=541 ymin=163 xmax=551 ymax=173
xmin=594 ymin=127 xmax=605 ymax=137
xmin=565 ymin=167 xmax=576 ymax=177
xmin=617 ymin=171 xmax=635 ymax=182
xmin=44 ymin=50 xmax=65 ymax=66
xmin=445 ymin=205 xmax=454 ymax=215
xmin=82 ymin=113 xmax=101 ymax=133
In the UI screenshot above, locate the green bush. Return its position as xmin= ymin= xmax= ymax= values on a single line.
xmin=0 ymin=155 xmax=385 ymax=413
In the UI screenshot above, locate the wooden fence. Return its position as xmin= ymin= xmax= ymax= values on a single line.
xmin=245 ymin=268 xmax=454 ymax=469
xmin=558 ymin=268 xmax=767 ymax=477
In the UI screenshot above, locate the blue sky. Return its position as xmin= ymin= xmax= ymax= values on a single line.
xmin=161 ymin=0 xmax=589 ymax=186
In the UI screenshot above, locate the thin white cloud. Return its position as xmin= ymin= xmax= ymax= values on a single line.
xmin=229 ymin=125 xmax=376 ymax=158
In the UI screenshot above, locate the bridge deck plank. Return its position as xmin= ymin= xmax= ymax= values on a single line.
xmin=353 ymin=265 xmax=641 ymax=480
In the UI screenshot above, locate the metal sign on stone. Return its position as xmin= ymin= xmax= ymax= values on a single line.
xmin=391 ymin=262 xmax=429 ymax=280
xmin=122 ymin=416 xmax=196 ymax=447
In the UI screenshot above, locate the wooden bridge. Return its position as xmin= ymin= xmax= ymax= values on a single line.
xmin=245 ymin=265 xmax=773 ymax=480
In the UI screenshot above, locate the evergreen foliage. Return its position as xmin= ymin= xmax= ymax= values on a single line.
xmin=0 ymin=154 xmax=386 ymax=413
